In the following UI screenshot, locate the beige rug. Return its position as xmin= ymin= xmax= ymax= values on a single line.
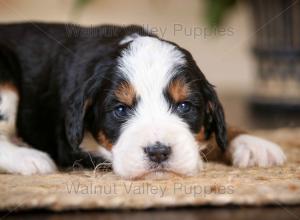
xmin=0 ymin=128 xmax=300 ymax=211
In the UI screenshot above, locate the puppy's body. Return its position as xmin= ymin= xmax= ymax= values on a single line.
xmin=0 ymin=23 xmax=286 ymax=178
xmin=0 ymin=23 xmax=144 ymax=168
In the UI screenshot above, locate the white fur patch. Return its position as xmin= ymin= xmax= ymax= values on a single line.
xmin=119 ymin=33 xmax=140 ymax=45
xmin=0 ymin=137 xmax=57 ymax=175
xmin=0 ymin=88 xmax=57 ymax=175
xmin=229 ymin=134 xmax=286 ymax=167
xmin=113 ymin=37 xmax=202 ymax=179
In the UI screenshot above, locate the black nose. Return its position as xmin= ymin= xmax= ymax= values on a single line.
xmin=144 ymin=142 xmax=171 ymax=163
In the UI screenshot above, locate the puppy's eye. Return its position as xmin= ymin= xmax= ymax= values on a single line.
xmin=113 ymin=105 xmax=129 ymax=118
xmin=176 ymin=102 xmax=191 ymax=114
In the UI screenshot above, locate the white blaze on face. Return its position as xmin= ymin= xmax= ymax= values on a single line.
xmin=113 ymin=36 xmax=202 ymax=179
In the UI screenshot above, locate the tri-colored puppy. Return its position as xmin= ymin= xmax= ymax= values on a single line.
xmin=0 ymin=23 xmax=286 ymax=179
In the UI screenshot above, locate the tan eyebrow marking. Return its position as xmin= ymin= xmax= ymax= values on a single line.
xmin=168 ymin=78 xmax=190 ymax=103
xmin=114 ymin=82 xmax=136 ymax=106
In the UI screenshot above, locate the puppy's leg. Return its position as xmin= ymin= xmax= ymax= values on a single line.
xmin=202 ymin=127 xmax=286 ymax=167
xmin=0 ymin=85 xmax=56 ymax=175
xmin=225 ymin=127 xmax=286 ymax=167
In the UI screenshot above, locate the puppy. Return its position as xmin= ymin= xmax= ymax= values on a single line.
xmin=0 ymin=23 xmax=286 ymax=179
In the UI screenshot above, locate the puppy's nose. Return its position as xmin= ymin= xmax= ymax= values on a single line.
xmin=144 ymin=142 xmax=171 ymax=163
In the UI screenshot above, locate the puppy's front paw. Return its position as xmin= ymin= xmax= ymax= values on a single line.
xmin=6 ymin=147 xmax=57 ymax=175
xmin=229 ymin=134 xmax=286 ymax=168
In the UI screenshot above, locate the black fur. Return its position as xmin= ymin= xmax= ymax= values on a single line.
xmin=164 ymin=45 xmax=227 ymax=150
xmin=0 ymin=22 xmax=227 ymax=169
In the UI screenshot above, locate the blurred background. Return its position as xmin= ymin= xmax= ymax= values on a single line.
xmin=0 ymin=0 xmax=299 ymax=129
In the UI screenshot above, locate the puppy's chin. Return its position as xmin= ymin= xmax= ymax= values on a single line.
xmin=116 ymin=162 xmax=203 ymax=180
xmin=132 ymin=170 xmax=185 ymax=180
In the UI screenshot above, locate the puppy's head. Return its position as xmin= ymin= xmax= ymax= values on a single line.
xmin=65 ymin=35 xmax=226 ymax=179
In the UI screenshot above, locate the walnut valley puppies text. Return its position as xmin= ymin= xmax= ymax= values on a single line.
xmin=65 ymin=181 xmax=234 ymax=198
xmin=64 ymin=23 xmax=234 ymax=39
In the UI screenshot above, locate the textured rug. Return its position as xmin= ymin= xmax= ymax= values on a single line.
xmin=0 ymin=128 xmax=299 ymax=211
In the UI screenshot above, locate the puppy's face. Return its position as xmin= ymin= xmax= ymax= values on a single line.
xmin=66 ymin=36 xmax=226 ymax=179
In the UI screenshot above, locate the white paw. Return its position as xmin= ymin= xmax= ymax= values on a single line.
xmin=0 ymin=146 xmax=57 ymax=175
xmin=229 ymin=134 xmax=286 ymax=168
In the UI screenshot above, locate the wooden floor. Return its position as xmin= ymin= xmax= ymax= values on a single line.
xmin=1 ymin=94 xmax=300 ymax=220
xmin=2 ymin=207 xmax=300 ymax=220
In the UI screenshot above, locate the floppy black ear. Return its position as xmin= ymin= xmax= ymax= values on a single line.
xmin=202 ymin=81 xmax=227 ymax=151
xmin=63 ymin=59 xmax=114 ymax=150
xmin=64 ymin=87 xmax=88 ymax=150
xmin=63 ymin=70 xmax=104 ymax=150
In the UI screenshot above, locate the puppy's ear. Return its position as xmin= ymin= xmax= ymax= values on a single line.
xmin=64 ymin=88 xmax=89 ymax=149
xmin=202 ymin=81 xmax=227 ymax=151
xmin=64 ymin=70 xmax=104 ymax=149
